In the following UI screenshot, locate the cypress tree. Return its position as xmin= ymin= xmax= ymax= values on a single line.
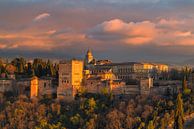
xmin=182 ymin=76 xmax=187 ymax=91
xmin=46 ymin=60 xmax=54 ymax=77
xmin=174 ymin=93 xmax=184 ymax=129
xmin=160 ymin=118 xmax=166 ymax=129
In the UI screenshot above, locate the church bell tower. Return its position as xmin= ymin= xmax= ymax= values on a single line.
xmin=85 ymin=49 xmax=94 ymax=64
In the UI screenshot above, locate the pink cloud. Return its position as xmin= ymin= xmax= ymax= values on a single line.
xmin=173 ymin=31 xmax=191 ymax=37
xmin=0 ymin=30 xmax=87 ymax=51
xmin=0 ymin=17 xmax=194 ymax=52
xmin=89 ymin=18 xmax=194 ymax=46
xmin=34 ymin=13 xmax=50 ymax=21
xmin=158 ymin=19 xmax=185 ymax=26
xmin=46 ymin=30 xmax=57 ymax=35
xmin=102 ymin=19 xmax=127 ymax=32
xmin=0 ymin=44 xmax=7 ymax=49
xmin=100 ymin=19 xmax=156 ymax=36
xmin=124 ymin=37 xmax=153 ymax=45
xmin=89 ymin=19 xmax=156 ymax=45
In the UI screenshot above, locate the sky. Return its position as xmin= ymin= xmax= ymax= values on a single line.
xmin=0 ymin=0 xmax=194 ymax=63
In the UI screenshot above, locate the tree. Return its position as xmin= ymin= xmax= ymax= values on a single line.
xmin=18 ymin=63 xmax=24 ymax=73
xmin=160 ymin=118 xmax=166 ymax=129
xmin=101 ymin=87 xmax=109 ymax=96
xmin=174 ymin=93 xmax=184 ymax=129
xmin=11 ymin=57 xmax=25 ymax=74
xmin=0 ymin=66 xmax=6 ymax=78
xmin=170 ymin=69 xmax=182 ymax=80
xmin=70 ymin=114 xmax=82 ymax=127
xmin=182 ymin=76 xmax=187 ymax=91
xmin=182 ymin=66 xmax=192 ymax=80
xmin=38 ymin=64 xmax=43 ymax=77
xmin=84 ymin=117 xmax=97 ymax=129
xmin=33 ymin=58 xmax=47 ymax=77
xmin=27 ymin=63 xmax=35 ymax=77
xmin=81 ymin=98 xmax=97 ymax=115
xmin=182 ymin=76 xmax=191 ymax=94
xmin=147 ymin=120 xmax=154 ymax=129
xmin=104 ymin=109 xmax=125 ymax=129
xmin=138 ymin=122 xmax=145 ymax=129
xmin=124 ymin=115 xmax=134 ymax=128
xmin=5 ymin=64 xmax=16 ymax=74
xmin=46 ymin=60 xmax=55 ymax=77
xmin=77 ymin=87 xmax=87 ymax=98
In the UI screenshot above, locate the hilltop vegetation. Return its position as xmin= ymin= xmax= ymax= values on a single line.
xmin=0 ymin=91 xmax=193 ymax=129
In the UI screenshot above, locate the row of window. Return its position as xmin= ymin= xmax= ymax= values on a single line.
xmin=118 ymin=75 xmax=132 ymax=80
xmin=118 ymin=68 xmax=150 ymax=74
xmin=62 ymin=73 xmax=69 ymax=76
xmin=61 ymin=73 xmax=80 ymax=76
xmin=92 ymin=70 xmax=110 ymax=74
xmin=74 ymin=73 xmax=80 ymax=75
xmin=62 ymin=80 xmax=70 ymax=84
xmin=0 ymin=84 xmax=12 ymax=87
xmin=118 ymin=68 xmax=134 ymax=73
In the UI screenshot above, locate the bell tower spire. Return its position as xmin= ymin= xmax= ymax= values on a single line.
xmin=85 ymin=49 xmax=93 ymax=64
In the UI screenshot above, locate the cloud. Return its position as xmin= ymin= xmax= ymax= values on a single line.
xmin=174 ymin=31 xmax=191 ymax=37
xmin=92 ymin=0 xmax=161 ymax=4
xmin=0 ymin=29 xmax=86 ymax=51
xmin=1 ymin=0 xmax=194 ymax=61
xmin=88 ymin=18 xmax=194 ymax=46
xmin=34 ymin=13 xmax=50 ymax=21
xmin=158 ymin=19 xmax=185 ymax=26
xmin=46 ymin=30 xmax=56 ymax=35
xmin=0 ymin=44 xmax=7 ymax=49
xmin=88 ymin=19 xmax=156 ymax=45
xmin=53 ymin=0 xmax=161 ymax=5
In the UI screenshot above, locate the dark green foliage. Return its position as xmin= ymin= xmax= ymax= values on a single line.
xmin=8 ymin=58 xmax=58 ymax=78
xmin=46 ymin=60 xmax=55 ymax=77
xmin=27 ymin=63 xmax=35 ymax=77
xmin=11 ymin=57 xmax=26 ymax=74
xmin=32 ymin=59 xmax=57 ymax=77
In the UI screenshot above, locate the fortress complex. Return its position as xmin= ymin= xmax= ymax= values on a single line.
xmin=0 ymin=50 xmax=180 ymax=101
xmin=57 ymin=50 xmax=170 ymax=101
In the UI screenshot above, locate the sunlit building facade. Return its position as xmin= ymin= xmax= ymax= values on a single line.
xmin=57 ymin=59 xmax=83 ymax=101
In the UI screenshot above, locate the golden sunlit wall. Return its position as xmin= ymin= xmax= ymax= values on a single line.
xmin=58 ymin=60 xmax=83 ymax=101
xmin=30 ymin=76 xmax=39 ymax=98
xmin=157 ymin=64 xmax=169 ymax=72
xmin=142 ymin=63 xmax=154 ymax=70
xmin=71 ymin=60 xmax=84 ymax=89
